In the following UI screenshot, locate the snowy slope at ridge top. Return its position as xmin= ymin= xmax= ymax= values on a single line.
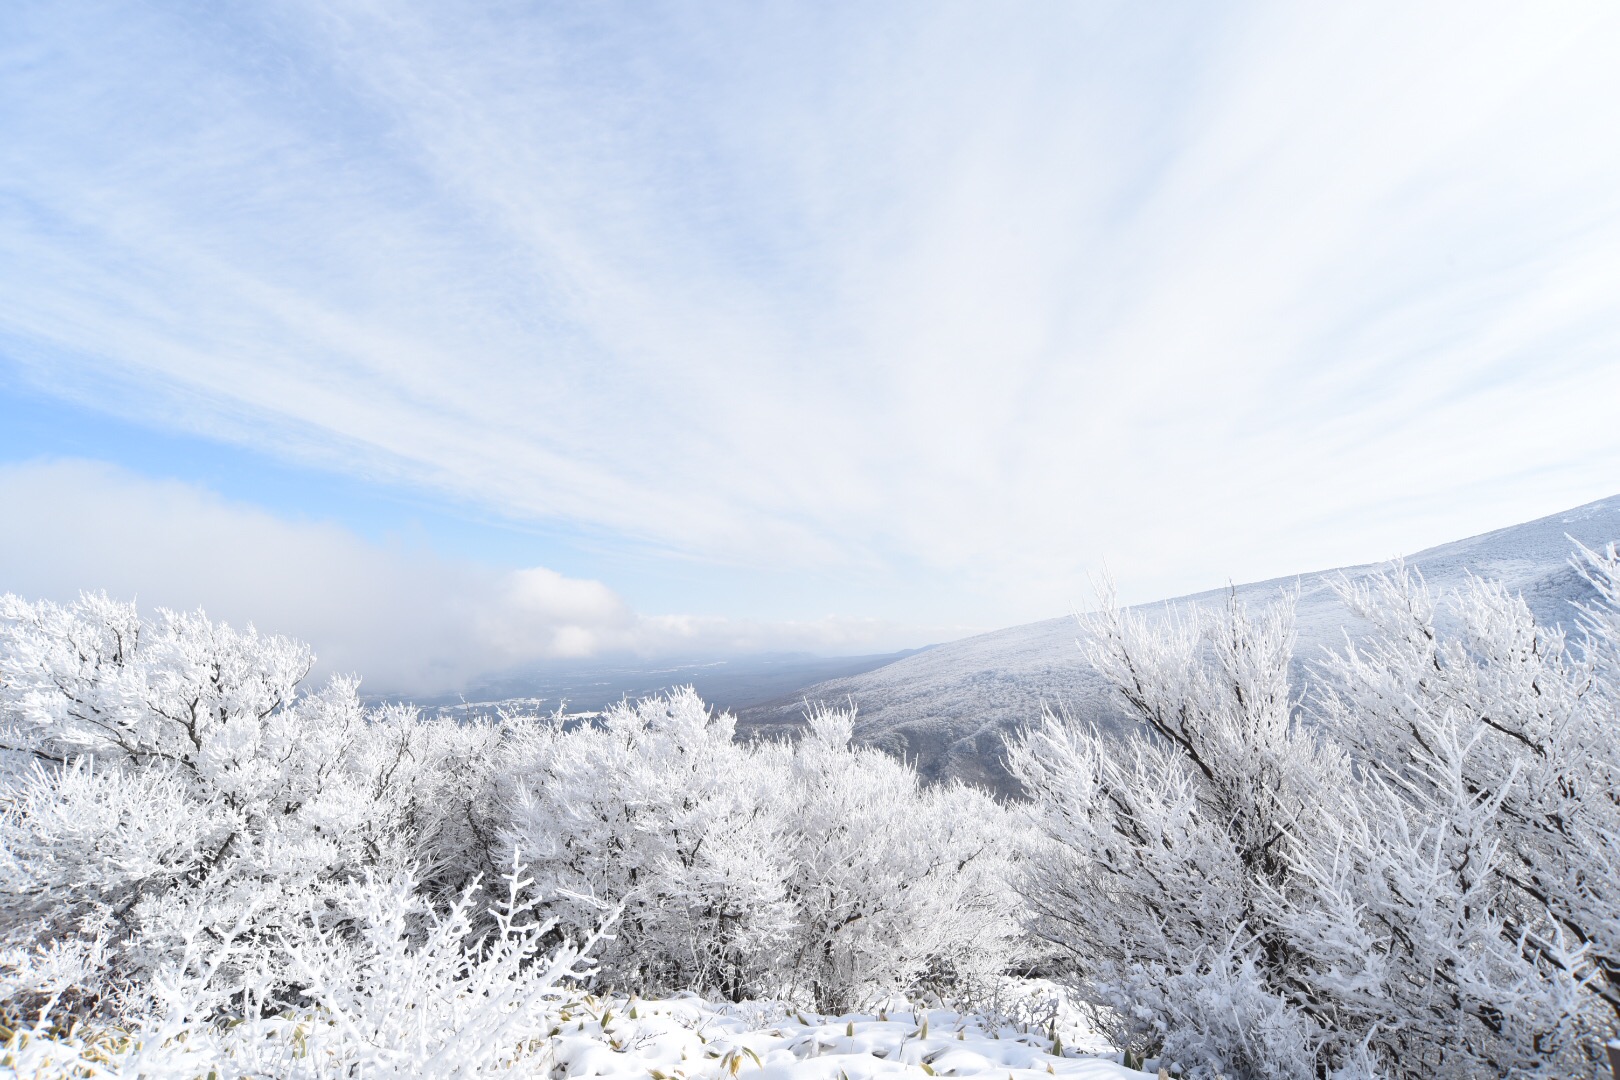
xmin=736 ymin=494 xmax=1620 ymax=795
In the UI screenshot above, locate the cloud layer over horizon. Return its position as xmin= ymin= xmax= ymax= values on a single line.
xmin=4 ymin=1 xmax=1620 ymax=674
xmin=0 ymin=459 xmax=930 ymax=693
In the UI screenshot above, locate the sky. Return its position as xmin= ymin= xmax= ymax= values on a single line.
xmin=3 ymin=1 xmax=1620 ymax=693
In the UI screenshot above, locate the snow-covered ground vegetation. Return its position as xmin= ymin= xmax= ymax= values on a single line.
xmin=0 ymin=593 xmax=1025 ymax=1076
xmin=7 ymin=543 xmax=1620 ymax=1078
xmin=0 ymin=982 xmax=1143 ymax=1079
xmin=1009 ymin=544 xmax=1620 ymax=1079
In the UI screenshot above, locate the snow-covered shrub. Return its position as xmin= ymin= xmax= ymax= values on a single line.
xmin=1 ymin=862 xmax=606 ymax=1079
xmin=498 ymin=691 xmax=1019 ymax=1011
xmin=770 ymin=704 xmax=1019 ymax=1013
xmin=0 ymin=591 xmax=1019 ymax=1050
xmin=1315 ymin=553 xmax=1620 ymax=1036
xmin=1008 ymin=554 xmax=1620 ymax=1079
xmin=1007 ymin=593 xmax=1349 ymax=1077
xmin=1305 ymin=553 xmax=1619 ymax=1070
xmin=0 ymin=593 xmax=486 ymax=1016
xmin=497 ymin=688 xmax=794 ymax=1000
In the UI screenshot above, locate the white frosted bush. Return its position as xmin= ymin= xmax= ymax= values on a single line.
xmin=0 ymin=594 xmax=492 ymax=1015
xmin=771 ymin=704 xmax=1019 ymax=1013
xmin=1 ymin=863 xmax=606 ymax=1079
xmin=1010 ymin=550 xmax=1620 ymax=1078
xmin=498 ymin=691 xmax=1019 ymax=1011
xmin=497 ymin=688 xmax=796 ymax=998
xmin=1 ymin=592 xmax=1020 ymax=1061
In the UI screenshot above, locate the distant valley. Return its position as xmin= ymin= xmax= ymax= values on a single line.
xmin=377 ymin=648 xmax=928 ymax=719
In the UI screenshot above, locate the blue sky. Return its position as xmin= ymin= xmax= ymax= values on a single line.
xmin=4 ymin=1 xmax=1620 ymax=691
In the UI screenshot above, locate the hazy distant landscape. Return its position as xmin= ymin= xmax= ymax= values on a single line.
xmin=390 ymin=648 xmax=928 ymax=718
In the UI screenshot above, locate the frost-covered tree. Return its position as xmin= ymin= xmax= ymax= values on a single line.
xmin=1009 ymin=554 xmax=1620 ymax=1079
xmin=0 ymin=588 xmax=1021 ymax=1061
xmin=771 ymin=704 xmax=1019 ymax=1013
xmin=1 ymin=862 xmax=607 ymax=1079
xmin=1306 ymin=552 xmax=1620 ymax=1067
xmin=497 ymin=691 xmax=1019 ymax=1012
xmin=0 ymin=593 xmax=486 ymax=1014
xmin=1008 ymin=592 xmax=1349 ymax=1078
xmin=497 ymin=688 xmax=794 ymax=1000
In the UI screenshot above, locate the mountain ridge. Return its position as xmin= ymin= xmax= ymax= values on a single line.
xmin=736 ymin=494 xmax=1620 ymax=794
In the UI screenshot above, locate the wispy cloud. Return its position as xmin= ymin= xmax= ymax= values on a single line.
xmin=3 ymin=1 xmax=1619 ymax=631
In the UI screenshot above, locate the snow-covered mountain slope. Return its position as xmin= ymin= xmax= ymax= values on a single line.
xmin=737 ymin=495 xmax=1620 ymax=795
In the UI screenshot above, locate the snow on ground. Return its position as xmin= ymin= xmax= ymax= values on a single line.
xmin=0 ymin=986 xmax=1149 ymax=1079
xmin=544 ymin=991 xmax=1139 ymax=1080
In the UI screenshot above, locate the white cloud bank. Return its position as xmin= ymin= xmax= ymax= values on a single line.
xmin=0 ymin=460 xmax=919 ymax=693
